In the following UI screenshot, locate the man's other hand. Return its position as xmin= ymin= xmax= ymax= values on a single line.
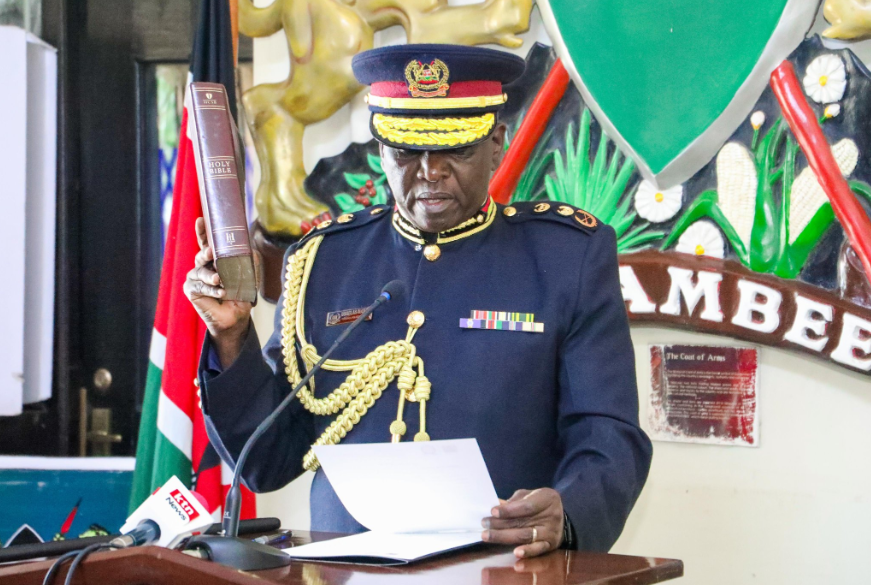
xmin=481 ymin=488 xmax=564 ymax=558
xmin=183 ymin=217 xmax=259 ymax=367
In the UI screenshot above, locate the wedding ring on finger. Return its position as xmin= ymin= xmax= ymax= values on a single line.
xmin=531 ymin=527 xmax=538 ymax=543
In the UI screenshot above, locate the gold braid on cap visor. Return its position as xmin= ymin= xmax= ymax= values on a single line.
xmin=372 ymin=113 xmax=495 ymax=147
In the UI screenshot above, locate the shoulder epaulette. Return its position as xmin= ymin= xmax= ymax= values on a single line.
xmin=298 ymin=204 xmax=391 ymax=244
xmin=500 ymin=201 xmax=600 ymax=234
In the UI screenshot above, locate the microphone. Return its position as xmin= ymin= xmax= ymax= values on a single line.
xmin=379 ymin=279 xmax=405 ymax=302
xmin=113 ymin=490 xmax=205 ymax=548
xmin=108 ymin=520 xmax=159 ymax=549
xmin=185 ymin=281 xmax=404 ymax=570
xmin=116 ymin=476 xmax=214 ymax=549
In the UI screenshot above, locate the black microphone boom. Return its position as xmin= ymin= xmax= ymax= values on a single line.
xmin=224 ymin=280 xmax=402 ymax=536
xmin=184 ymin=282 xmax=403 ymax=571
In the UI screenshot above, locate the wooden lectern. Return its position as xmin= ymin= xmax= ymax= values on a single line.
xmin=0 ymin=531 xmax=683 ymax=584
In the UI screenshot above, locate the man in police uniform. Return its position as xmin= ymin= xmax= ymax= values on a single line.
xmin=186 ymin=44 xmax=652 ymax=558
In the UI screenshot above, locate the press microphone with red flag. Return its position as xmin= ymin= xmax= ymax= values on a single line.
xmin=113 ymin=476 xmax=213 ymax=549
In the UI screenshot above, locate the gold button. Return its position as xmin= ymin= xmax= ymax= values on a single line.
xmin=370 ymin=207 xmax=385 ymax=215
xmin=476 ymin=214 xmax=485 ymax=223
xmin=533 ymin=203 xmax=551 ymax=213
xmin=557 ymin=205 xmax=574 ymax=216
xmin=407 ymin=311 xmax=426 ymax=329
xmin=337 ymin=213 xmax=355 ymax=224
xmin=423 ymin=244 xmax=441 ymax=262
xmin=503 ymin=206 xmax=517 ymax=217
xmin=317 ymin=219 xmax=333 ymax=229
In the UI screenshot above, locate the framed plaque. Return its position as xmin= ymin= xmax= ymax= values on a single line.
xmin=649 ymin=345 xmax=759 ymax=446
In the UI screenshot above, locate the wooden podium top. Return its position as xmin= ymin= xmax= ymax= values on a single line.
xmin=0 ymin=531 xmax=683 ymax=585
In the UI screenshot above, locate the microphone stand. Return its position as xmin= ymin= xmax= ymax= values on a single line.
xmin=184 ymin=288 xmax=396 ymax=570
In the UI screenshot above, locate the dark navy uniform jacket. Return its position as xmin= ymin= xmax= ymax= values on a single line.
xmin=199 ymin=200 xmax=652 ymax=552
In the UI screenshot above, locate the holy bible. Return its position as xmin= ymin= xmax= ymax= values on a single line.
xmin=188 ymin=82 xmax=257 ymax=303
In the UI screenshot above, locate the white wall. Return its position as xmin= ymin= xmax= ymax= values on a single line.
xmin=614 ymin=327 xmax=871 ymax=584
xmin=249 ymin=4 xmax=871 ymax=583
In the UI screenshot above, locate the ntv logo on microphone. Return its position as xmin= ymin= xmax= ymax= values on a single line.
xmin=166 ymin=489 xmax=201 ymax=522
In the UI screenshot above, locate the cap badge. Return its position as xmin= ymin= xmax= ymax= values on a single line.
xmin=405 ymin=59 xmax=450 ymax=98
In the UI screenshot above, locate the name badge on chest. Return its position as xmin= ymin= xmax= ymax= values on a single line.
xmin=326 ymin=307 xmax=373 ymax=327
xmin=459 ymin=310 xmax=544 ymax=333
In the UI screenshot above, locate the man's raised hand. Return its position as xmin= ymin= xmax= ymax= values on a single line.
xmin=183 ymin=217 xmax=258 ymax=367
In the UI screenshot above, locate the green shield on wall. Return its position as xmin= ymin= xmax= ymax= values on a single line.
xmin=538 ymin=0 xmax=819 ymax=188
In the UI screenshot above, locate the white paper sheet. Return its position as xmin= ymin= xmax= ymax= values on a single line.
xmin=286 ymin=439 xmax=499 ymax=563
xmin=285 ymin=531 xmax=482 ymax=563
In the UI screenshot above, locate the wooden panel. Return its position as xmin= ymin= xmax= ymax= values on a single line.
xmin=0 ymin=532 xmax=683 ymax=585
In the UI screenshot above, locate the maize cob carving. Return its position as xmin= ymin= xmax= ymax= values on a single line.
xmin=788 ymin=138 xmax=859 ymax=243
xmin=716 ymin=142 xmax=757 ymax=249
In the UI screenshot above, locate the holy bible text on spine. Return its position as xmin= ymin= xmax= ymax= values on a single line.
xmin=188 ymin=82 xmax=257 ymax=303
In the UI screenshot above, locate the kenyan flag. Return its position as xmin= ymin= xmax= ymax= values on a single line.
xmin=130 ymin=0 xmax=255 ymax=519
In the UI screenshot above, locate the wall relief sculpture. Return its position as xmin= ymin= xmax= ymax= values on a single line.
xmin=238 ymin=0 xmax=533 ymax=236
xmin=243 ymin=2 xmax=871 ymax=376
xmin=824 ymin=0 xmax=871 ymax=39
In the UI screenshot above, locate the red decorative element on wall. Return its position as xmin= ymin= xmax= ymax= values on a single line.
xmin=490 ymin=60 xmax=571 ymax=204
xmin=59 ymin=498 xmax=82 ymax=536
xmin=770 ymin=60 xmax=871 ymax=282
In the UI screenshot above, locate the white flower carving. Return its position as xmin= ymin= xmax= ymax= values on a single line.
xmin=634 ymin=181 xmax=682 ymax=223
xmin=803 ymin=54 xmax=847 ymax=104
xmin=750 ymin=111 xmax=766 ymax=130
xmin=675 ymin=220 xmax=725 ymax=259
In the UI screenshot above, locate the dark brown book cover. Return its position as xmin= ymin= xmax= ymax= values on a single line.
xmin=188 ymin=82 xmax=257 ymax=303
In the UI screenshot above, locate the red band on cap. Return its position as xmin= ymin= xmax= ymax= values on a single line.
xmin=371 ymin=80 xmax=502 ymax=99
